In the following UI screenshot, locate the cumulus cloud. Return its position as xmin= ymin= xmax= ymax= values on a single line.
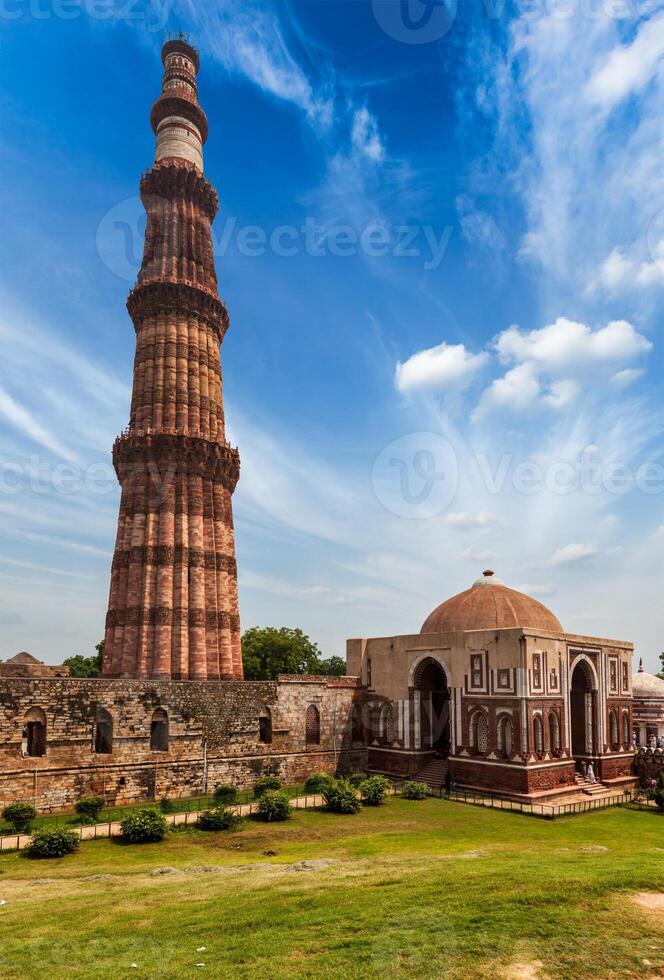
xmin=549 ymin=543 xmax=598 ymax=567
xmin=495 ymin=317 xmax=651 ymax=372
xmin=589 ymin=245 xmax=664 ymax=296
xmin=471 ymin=317 xmax=651 ymax=419
xmin=395 ymin=342 xmax=488 ymax=394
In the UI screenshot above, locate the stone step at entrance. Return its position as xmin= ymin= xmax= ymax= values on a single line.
xmin=415 ymin=758 xmax=449 ymax=789
xmin=574 ymin=773 xmax=607 ymax=795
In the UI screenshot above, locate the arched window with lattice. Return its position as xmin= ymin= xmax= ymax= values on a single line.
xmin=305 ymin=704 xmax=320 ymax=745
xmin=380 ymin=704 xmax=394 ymax=745
xmin=470 ymin=710 xmax=489 ymax=754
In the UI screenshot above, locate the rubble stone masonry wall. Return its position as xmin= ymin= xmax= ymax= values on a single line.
xmin=0 ymin=675 xmax=366 ymax=812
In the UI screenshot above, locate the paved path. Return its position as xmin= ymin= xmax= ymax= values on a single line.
xmin=0 ymin=794 xmax=326 ymax=852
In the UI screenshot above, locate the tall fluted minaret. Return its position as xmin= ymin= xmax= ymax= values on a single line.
xmin=103 ymin=35 xmax=242 ymax=680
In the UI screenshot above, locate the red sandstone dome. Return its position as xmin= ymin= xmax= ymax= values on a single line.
xmin=421 ymin=570 xmax=563 ymax=634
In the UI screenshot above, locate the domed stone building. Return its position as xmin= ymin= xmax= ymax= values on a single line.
xmin=632 ymin=662 xmax=664 ymax=747
xmin=347 ymin=571 xmax=636 ymax=800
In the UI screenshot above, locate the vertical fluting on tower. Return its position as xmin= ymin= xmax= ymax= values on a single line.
xmin=103 ymin=36 xmax=242 ymax=680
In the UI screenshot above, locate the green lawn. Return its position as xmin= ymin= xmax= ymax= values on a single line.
xmin=0 ymin=799 xmax=663 ymax=978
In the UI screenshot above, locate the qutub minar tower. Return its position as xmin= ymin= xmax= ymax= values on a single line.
xmin=103 ymin=36 xmax=242 ymax=681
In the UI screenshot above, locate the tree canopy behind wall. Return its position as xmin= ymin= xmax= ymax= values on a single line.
xmin=62 ymin=641 xmax=104 ymax=678
xmin=241 ymin=627 xmax=345 ymax=680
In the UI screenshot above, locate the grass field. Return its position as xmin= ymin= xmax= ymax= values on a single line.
xmin=1 ymin=798 xmax=663 ymax=979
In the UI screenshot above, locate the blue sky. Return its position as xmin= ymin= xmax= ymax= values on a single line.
xmin=1 ymin=1 xmax=663 ymax=669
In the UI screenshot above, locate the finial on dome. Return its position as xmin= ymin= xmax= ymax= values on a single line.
xmin=638 ymin=657 xmax=644 ymax=672
xmin=483 ymin=569 xmax=494 ymax=578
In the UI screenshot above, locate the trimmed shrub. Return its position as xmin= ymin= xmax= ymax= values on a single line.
xmin=120 ymin=807 xmax=168 ymax=844
xmin=213 ymin=784 xmax=238 ymax=806
xmin=303 ymin=771 xmax=333 ymax=794
xmin=159 ymin=797 xmax=175 ymax=814
xmin=26 ymin=827 xmax=80 ymax=859
xmin=323 ymin=779 xmax=361 ymax=815
xmin=347 ymin=772 xmax=366 ymax=789
xmin=256 ymin=790 xmax=291 ymax=822
xmin=75 ymin=796 xmax=104 ymax=824
xmin=253 ymin=775 xmax=282 ymax=798
xmin=654 ymin=772 xmax=664 ymax=812
xmin=360 ymin=775 xmax=391 ymax=807
xmin=400 ymin=780 xmax=429 ymax=801
xmin=197 ymin=806 xmax=242 ymax=832
xmin=2 ymin=802 xmax=37 ymax=834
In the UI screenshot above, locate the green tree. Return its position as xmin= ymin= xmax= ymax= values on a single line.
xmin=241 ymin=627 xmax=325 ymax=680
xmin=63 ymin=640 xmax=104 ymax=678
xmin=320 ymin=655 xmax=346 ymax=676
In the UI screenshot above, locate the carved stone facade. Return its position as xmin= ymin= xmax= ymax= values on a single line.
xmin=0 ymin=674 xmax=366 ymax=811
xmin=103 ymin=37 xmax=241 ymax=681
xmin=348 ymin=571 xmax=637 ymax=800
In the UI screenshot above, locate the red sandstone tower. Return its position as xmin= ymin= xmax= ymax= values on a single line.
xmin=103 ymin=36 xmax=242 ymax=680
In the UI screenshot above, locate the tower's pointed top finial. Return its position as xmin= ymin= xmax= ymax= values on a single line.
xmin=638 ymin=657 xmax=644 ymax=673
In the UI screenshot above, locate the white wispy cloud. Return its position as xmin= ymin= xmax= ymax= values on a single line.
xmin=0 ymin=385 xmax=77 ymax=464
xmin=182 ymin=0 xmax=333 ymax=130
xmin=549 ymin=543 xmax=598 ymax=567
xmin=351 ymin=107 xmax=385 ymax=163
xmin=585 ymin=14 xmax=664 ymax=109
xmin=444 ymin=510 xmax=495 ymax=528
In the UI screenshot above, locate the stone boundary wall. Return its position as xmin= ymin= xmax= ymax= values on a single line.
xmin=0 ymin=675 xmax=367 ymax=810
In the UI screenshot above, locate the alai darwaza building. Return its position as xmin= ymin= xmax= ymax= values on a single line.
xmin=347 ymin=571 xmax=636 ymax=800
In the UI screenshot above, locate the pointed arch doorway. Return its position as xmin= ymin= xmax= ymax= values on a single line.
xmin=570 ymin=660 xmax=597 ymax=758
xmin=413 ymin=657 xmax=450 ymax=756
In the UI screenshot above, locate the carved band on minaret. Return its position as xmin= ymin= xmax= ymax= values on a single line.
xmin=103 ymin=35 xmax=243 ymax=682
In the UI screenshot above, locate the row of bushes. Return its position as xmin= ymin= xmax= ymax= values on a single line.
xmin=2 ymin=795 xmax=109 ymax=835
xmin=1 ymin=776 xmax=290 ymax=835
xmin=5 ymin=774 xmax=431 ymax=857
